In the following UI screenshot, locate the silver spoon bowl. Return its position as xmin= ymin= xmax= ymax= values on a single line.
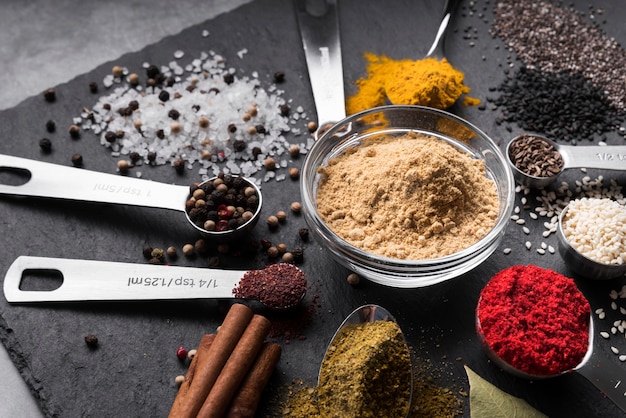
xmin=506 ymin=134 xmax=626 ymax=189
xmin=318 ymin=304 xmax=413 ymax=417
xmin=557 ymin=203 xmax=626 ymax=280
xmin=476 ymin=302 xmax=626 ymax=413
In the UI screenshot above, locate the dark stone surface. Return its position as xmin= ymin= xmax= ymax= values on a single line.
xmin=0 ymin=0 xmax=625 ymax=416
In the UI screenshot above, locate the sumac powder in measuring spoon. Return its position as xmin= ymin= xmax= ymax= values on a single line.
xmin=233 ymin=263 xmax=307 ymax=309
xmin=508 ymin=134 xmax=564 ymax=178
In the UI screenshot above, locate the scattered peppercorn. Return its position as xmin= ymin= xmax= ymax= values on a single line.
xmin=288 ymin=167 xmax=300 ymax=180
xmin=159 ymin=90 xmax=170 ymax=102
xmin=147 ymin=151 xmax=157 ymax=162
xmin=198 ymin=116 xmax=210 ymax=129
xmin=117 ymin=160 xmax=131 ymax=174
xmin=68 ymin=124 xmax=80 ymax=139
xmin=289 ymin=144 xmax=300 ymax=158
xmin=45 ymin=119 xmax=56 ymax=133
xmin=264 ymin=157 xmax=276 ymax=170
xmin=292 ymin=247 xmax=304 ymax=263
xmin=347 ymin=273 xmax=360 ymax=286
xmin=176 ymin=346 xmax=188 ymax=360
xmin=168 ymin=109 xmax=180 ymax=120
xmin=223 ymin=73 xmax=235 ymax=85
xmin=104 ymin=131 xmax=117 ymax=143
xmin=112 ymin=65 xmax=124 ymax=78
xmin=43 ymin=88 xmax=56 ymax=102
xmin=282 ymin=252 xmax=295 ymax=263
xmin=39 ymin=138 xmax=52 ymax=153
xmin=146 ymin=64 xmax=160 ymax=79
xmin=128 ymin=73 xmax=140 ymax=86
xmin=173 ymin=158 xmax=185 ymax=174
xmin=71 ymin=153 xmax=83 ymax=167
xmin=182 ymin=243 xmax=195 ymax=257
xmin=274 ymin=71 xmax=286 ymax=83
xmin=195 ymin=239 xmax=210 ymax=256
xmin=267 ymin=246 xmax=280 ymax=258
xmin=290 ymin=201 xmax=302 ymax=213
xmin=298 ymin=228 xmax=309 ymax=241
xmin=280 ymin=104 xmax=290 ymax=116
xmin=307 ymin=121 xmax=318 ymax=132
xmin=276 ymin=243 xmax=288 ymax=254
xmin=89 ymin=81 xmax=98 ymax=93
xmin=142 ymin=244 xmax=153 ymax=259
xmin=84 ymin=334 xmax=99 ymax=348
xmin=129 ymin=151 xmax=141 ymax=163
xmin=267 ymin=215 xmax=279 ymax=229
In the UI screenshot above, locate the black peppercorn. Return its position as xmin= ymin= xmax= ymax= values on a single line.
xmin=71 ymin=153 xmax=83 ymax=167
xmin=45 ymin=119 xmax=56 ymax=133
xmin=279 ymin=104 xmax=290 ymax=116
xmin=142 ymin=244 xmax=154 ymax=259
xmin=173 ymin=157 xmax=185 ymax=174
xmin=168 ymin=109 xmax=180 ymax=120
xmin=228 ymin=123 xmax=237 ymax=133
xmin=147 ymin=151 xmax=157 ymax=162
xmin=128 ymin=100 xmax=139 ymax=111
xmin=88 ymin=81 xmax=98 ymax=93
xmin=223 ymin=73 xmax=235 ymax=85
xmin=298 ymin=228 xmax=309 ymax=241
xmin=43 ymin=88 xmax=56 ymax=102
xmin=104 ymin=131 xmax=117 ymax=143
xmin=84 ymin=334 xmax=98 ymax=349
xmin=159 ymin=90 xmax=170 ymax=102
xmin=274 ymin=71 xmax=285 ymax=83
xmin=255 ymin=124 xmax=266 ymax=134
xmin=252 ymin=147 xmax=262 ymax=158
xmin=39 ymin=138 xmax=52 ymax=153
xmin=146 ymin=64 xmax=160 ymax=79
xmin=129 ymin=151 xmax=141 ymax=163
xmin=68 ymin=124 xmax=80 ymax=139
xmin=233 ymin=139 xmax=247 ymax=152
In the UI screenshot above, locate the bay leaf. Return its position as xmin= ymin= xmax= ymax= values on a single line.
xmin=464 ymin=366 xmax=547 ymax=418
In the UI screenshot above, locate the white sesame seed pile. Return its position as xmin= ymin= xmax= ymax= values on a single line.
xmin=503 ymin=172 xmax=625 ymax=256
xmin=76 ymin=47 xmax=314 ymax=184
xmin=562 ymin=197 xmax=626 ymax=265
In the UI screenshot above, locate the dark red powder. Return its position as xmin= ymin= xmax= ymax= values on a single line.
xmin=477 ymin=265 xmax=590 ymax=376
xmin=233 ymin=263 xmax=307 ymax=309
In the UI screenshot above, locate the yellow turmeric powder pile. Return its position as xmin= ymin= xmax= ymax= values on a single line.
xmin=346 ymin=52 xmax=479 ymax=114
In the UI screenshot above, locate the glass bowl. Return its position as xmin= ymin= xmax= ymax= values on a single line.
xmin=300 ymin=105 xmax=515 ymax=288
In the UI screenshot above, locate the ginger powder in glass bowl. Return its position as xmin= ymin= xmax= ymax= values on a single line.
xmin=300 ymin=105 xmax=515 ymax=288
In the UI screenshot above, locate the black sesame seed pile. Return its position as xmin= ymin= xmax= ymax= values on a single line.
xmin=489 ymin=0 xmax=626 ymax=141
xmin=493 ymin=0 xmax=626 ymax=111
xmin=490 ymin=66 xmax=624 ymax=142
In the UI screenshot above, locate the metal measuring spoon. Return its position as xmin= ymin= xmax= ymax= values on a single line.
xmin=317 ymin=304 xmax=413 ymax=417
xmin=556 ymin=202 xmax=626 ymax=280
xmin=3 ymin=256 xmax=306 ymax=310
xmin=476 ymin=304 xmax=626 ymax=414
xmin=0 ymin=154 xmax=262 ymax=241
xmin=385 ymin=0 xmax=460 ymax=106
xmin=506 ymin=134 xmax=626 ymax=189
xmin=294 ymin=0 xmax=346 ymax=140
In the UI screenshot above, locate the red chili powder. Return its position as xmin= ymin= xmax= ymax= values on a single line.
xmin=233 ymin=263 xmax=307 ymax=309
xmin=477 ymin=265 xmax=590 ymax=376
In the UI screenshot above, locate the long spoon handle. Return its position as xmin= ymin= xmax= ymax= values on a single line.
xmin=3 ymin=256 xmax=242 ymax=302
xmin=577 ymin=348 xmax=626 ymax=413
xmin=294 ymin=0 xmax=346 ymax=128
xmin=425 ymin=0 xmax=460 ymax=59
xmin=0 ymin=154 xmax=188 ymax=211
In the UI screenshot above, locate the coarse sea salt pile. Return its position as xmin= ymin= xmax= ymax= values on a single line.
xmin=75 ymin=49 xmax=314 ymax=184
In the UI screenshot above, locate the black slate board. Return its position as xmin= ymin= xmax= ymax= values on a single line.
xmin=1 ymin=0 xmax=626 ymax=416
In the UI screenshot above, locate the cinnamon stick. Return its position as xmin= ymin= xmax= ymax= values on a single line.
xmin=172 ymin=333 xmax=216 ymax=406
xmin=168 ymin=303 xmax=254 ymax=418
xmin=226 ymin=342 xmax=282 ymax=418
xmin=197 ymin=314 xmax=272 ymax=418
